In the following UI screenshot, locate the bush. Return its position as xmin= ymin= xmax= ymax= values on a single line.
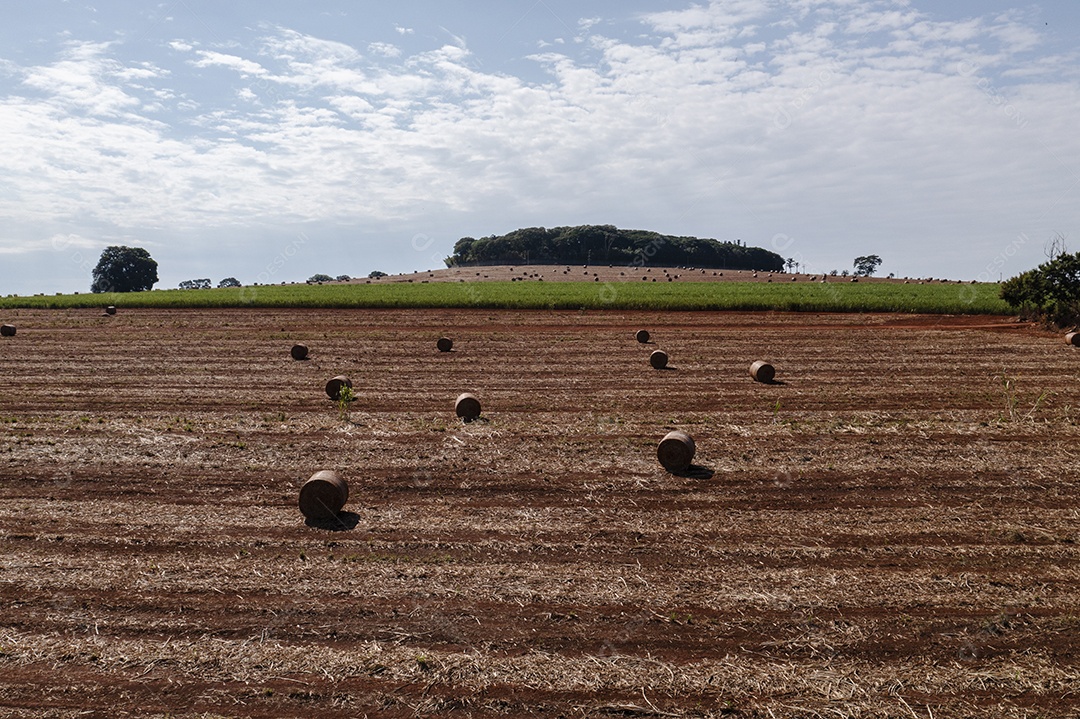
xmin=1000 ymin=251 xmax=1080 ymax=327
xmin=179 ymin=279 xmax=212 ymax=290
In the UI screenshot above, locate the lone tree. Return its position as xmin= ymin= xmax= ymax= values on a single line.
xmin=91 ymin=246 xmax=158 ymax=293
xmin=217 ymin=277 xmax=241 ymax=288
xmin=853 ymin=255 xmax=883 ymax=277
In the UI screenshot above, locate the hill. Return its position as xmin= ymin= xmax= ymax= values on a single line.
xmin=445 ymin=225 xmax=784 ymax=272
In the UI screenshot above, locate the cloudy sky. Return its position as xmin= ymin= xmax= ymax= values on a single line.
xmin=1 ymin=0 xmax=1078 ymax=294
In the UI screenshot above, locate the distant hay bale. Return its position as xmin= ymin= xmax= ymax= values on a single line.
xmin=437 ymin=337 xmax=454 ymax=352
xmin=290 ymin=343 xmax=309 ymax=360
xmin=635 ymin=329 xmax=650 ymax=343
xmin=455 ymin=392 xmax=482 ymax=421
xmin=750 ymin=360 xmax=775 ymax=383
xmin=325 ymin=375 xmax=353 ymax=400
xmin=0 ymin=324 xmax=15 ymax=337
xmin=1067 ymin=332 xmax=1080 ymax=347
xmin=105 ymin=306 xmax=116 ymax=315
xmin=650 ymin=349 xmax=668 ymax=369
xmin=657 ymin=430 xmax=695 ymax=473
xmin=298 ymin=470 xmax=349 ymax=521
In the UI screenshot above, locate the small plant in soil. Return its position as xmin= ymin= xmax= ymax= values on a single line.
xmin=336 ymin=384 xmax=357 ymax=421
xmin=996 ymin=370 xmax=1048 ymax=423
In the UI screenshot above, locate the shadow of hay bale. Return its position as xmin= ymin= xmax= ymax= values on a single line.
xmin=674 ymin=465 xmax=715 ymax=480
xmin=304 ymin=511 xmax=360 ymax=532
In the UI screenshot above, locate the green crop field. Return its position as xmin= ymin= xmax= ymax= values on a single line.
xmin=0 ymin=280 xmax=1011 ymax=314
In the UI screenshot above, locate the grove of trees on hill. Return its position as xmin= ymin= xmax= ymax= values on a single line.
xmin=445 ymin=225 xmax=785 ymax=272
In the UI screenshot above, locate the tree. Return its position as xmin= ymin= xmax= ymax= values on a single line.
xmin=91 ymin=246 xmax=158 ymax=293
xmin=442 ymin=225 xmax=785 ymax=271
xmin=853 ymin=255 xmax=882 ymax=277
xmin=335 ymin=274 xmax=351 ymax=282
xmin=368 ymin=270 xmax=388 ymax=279
xmin=1001 ymin=250 xmax=1080 ymax=326
xmin=308 ymin=274 xmax=333 ymax=283
xmin=179 ymin=278 xmax=211 ymax=290
xmin=218 ymin=277 xmax=241 ymax=288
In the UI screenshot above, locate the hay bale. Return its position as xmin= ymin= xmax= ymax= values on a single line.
xmin=650 ymin=349 xmax=668 ymax=369
xmin=105 ymin=306 xmax=116 ymax=315
xmin=635 ymin=329 xmax=650 ymax=343
xmin=325 ymin=375 xmax=353 ymax=400
xmin=437 ymin=337 xmax=454 ymax=352
xmin=455 ymin=392 xmax=482 ymax=421
xmin=1067 ymin=332 xmax=1080 ymax=347
xmin=298 ymin=470 xmax=349 ymax=521
xmin=290 ymin=343 xmax=309 ymax=360
xmin=750 ymin=360 xmax=775 ymax=383
xmin=0 ymin=324 xmax=15 ymax=337
xmin=657 ymin=430 xmax=695 ymax=473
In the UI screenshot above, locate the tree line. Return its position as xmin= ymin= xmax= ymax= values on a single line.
xmin=445 ymin=225 xmax=785 ymax=272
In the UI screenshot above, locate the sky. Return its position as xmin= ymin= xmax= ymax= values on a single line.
xmin=1 ymin=0 xmax=1079 ymax=294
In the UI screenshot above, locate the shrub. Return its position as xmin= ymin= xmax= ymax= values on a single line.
xmin=1001 ymin=251 xmax=1080 ymax=327
xmin=179 ymin=279 xmax=212 ymax=290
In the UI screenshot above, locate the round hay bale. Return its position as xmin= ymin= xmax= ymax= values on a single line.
xmin=750 ymin=360 xmax=775 ymax=383
xmin=437 ymin=337 xmax=454 ymax=352
xmin=0 ymin=324 xmax=15 ymax=337
xmin=298 ymin=470 xmax=348 ymax=521
xmin=455 ymin=392 xmax=482 ymax=421
xmin=325 ymin=375 xmax=353 ymax=400
xmin=1067 ymin=332 xmax=1080 ymax=347
xmin=649 ymin=349 xmax=668 ymax=369
xmin=105 ymin=306 xmax=116 ymax=315
xmin=635 ymin=329 xmax=650 ymax=343
xmin=290 ymin=343 xmax=309 ymax=360
xmin=657 ymin=430 xmax=695 ymax=473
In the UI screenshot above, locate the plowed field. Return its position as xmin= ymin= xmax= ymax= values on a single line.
xmin=0 ymin=308 xmax=1077 ymax=718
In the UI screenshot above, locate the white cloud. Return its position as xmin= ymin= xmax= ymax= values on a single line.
xmin=0 ymin=1 xmax=1077 ymax=291
xmin=47 ymin=233 xmax=101 ymax=252
xmin=367 ymin=41 xmax=401 ymax=58
xmin=191 ymin=51 xmax=268 ymax=76
xmin=20 ymin=41 xmax=143 ymax=117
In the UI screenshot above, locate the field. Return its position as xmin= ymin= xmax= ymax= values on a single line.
xmin=1 ymin=306 xmax=1078 ymax=718
xmin=1 ymin=265 xmax=1011 ymax=314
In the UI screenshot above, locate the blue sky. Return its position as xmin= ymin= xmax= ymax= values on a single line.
xmin=2 ymin=1 xmax=1078 ymax=294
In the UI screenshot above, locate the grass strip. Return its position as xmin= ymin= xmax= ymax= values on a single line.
xmin=0 ymin=280 xmax=1010 ymax=314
